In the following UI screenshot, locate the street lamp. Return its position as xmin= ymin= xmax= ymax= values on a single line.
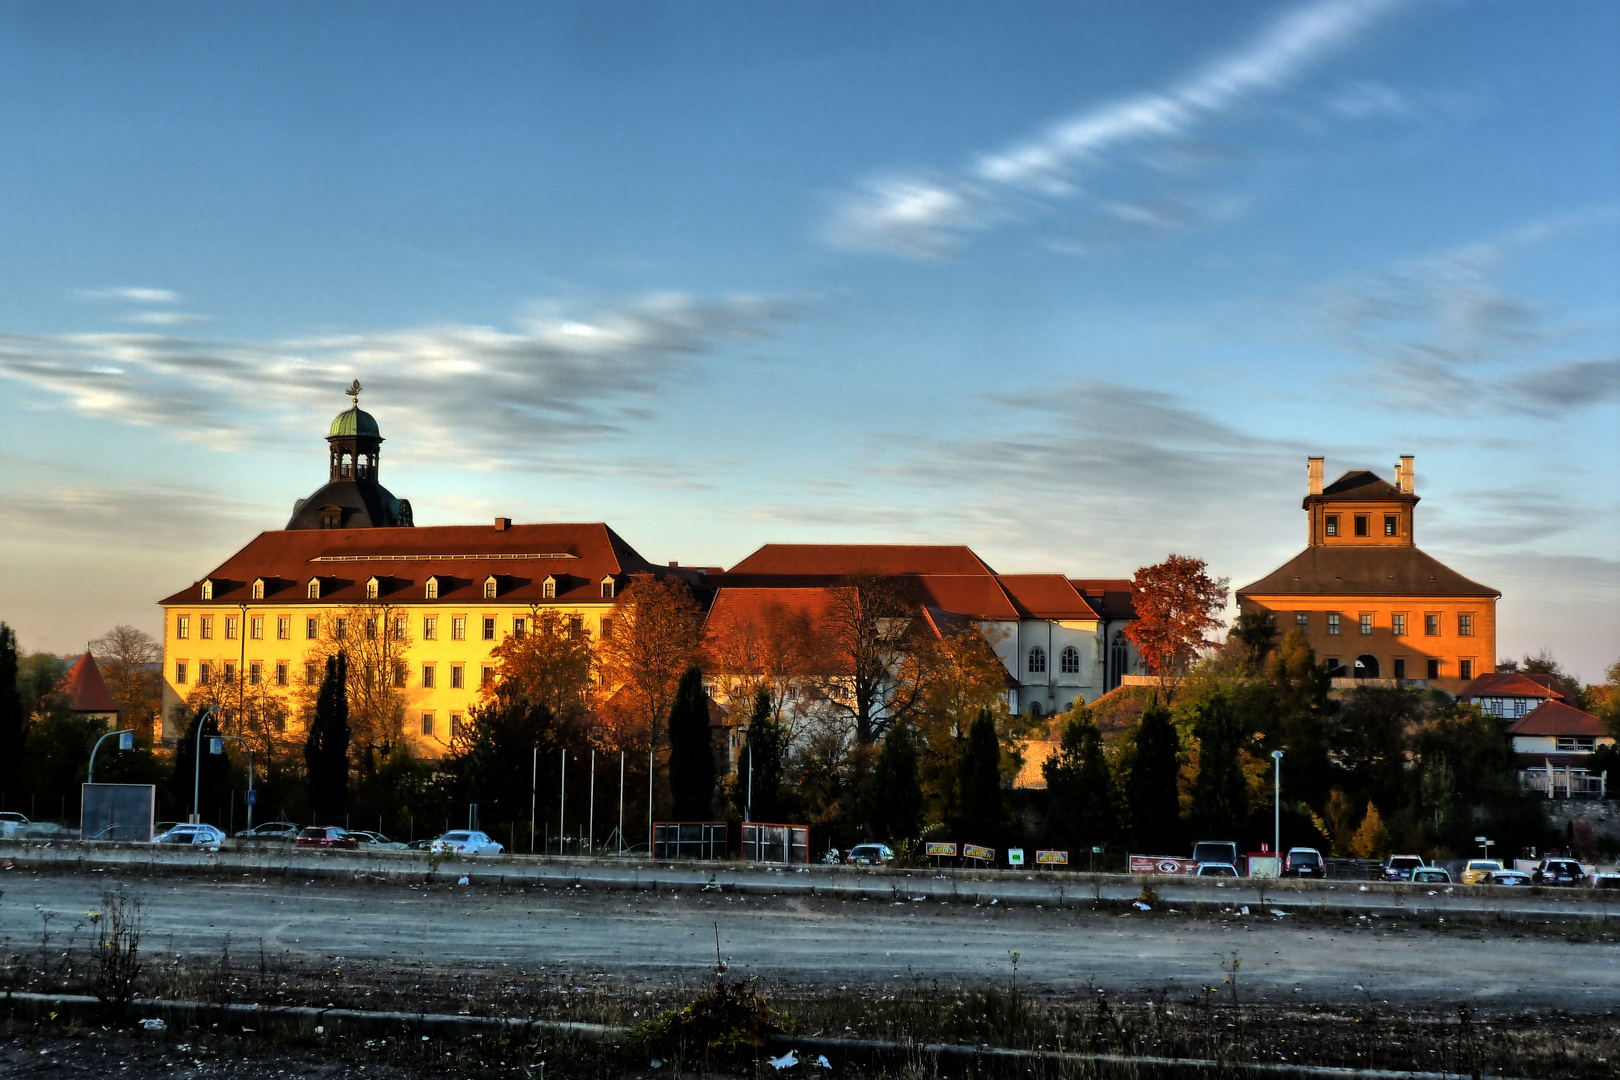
xmin=87 ymin=729 xmax=135 ymax=784
xmin=212 ymin=735 xmax=255 ymax=836
xmin=190 ymin=705 xmax=220 ymax=824
xmin=1271 ymin=750 xmax=1284 ymax=866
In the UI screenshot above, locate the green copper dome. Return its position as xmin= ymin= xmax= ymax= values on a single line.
xmin=329 ymin=405 xmax=381 ymax=439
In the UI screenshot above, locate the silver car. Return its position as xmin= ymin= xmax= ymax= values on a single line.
xmin=430 ymin=830 xmax=504 ymax=855
xmin=154 ymin=823 xmax=226 ymax=847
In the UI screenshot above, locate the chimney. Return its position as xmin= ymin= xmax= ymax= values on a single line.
xmin=668 ymin=561 xmax=679 ymax=568
xmin=1307 ymin=456 xmax=1324 ymax=496
xmin=494 ymin=517 xmax=511 ymax=531
xmin=1398 ymin=455 xmax=1414 ymax=495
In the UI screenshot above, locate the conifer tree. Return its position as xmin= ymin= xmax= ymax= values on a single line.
xmin=1189 ymin=691 xmax=1249 ymax=840
xmin=667 ymin=667 xmax=715 ymax=820
xmin=1043 ymin=706 xmax=1115 ymax=849
xmin=305 ymin=653 xmax=350 ymax=822
xmin=1127 ymin=701 xmax=1181 ymax=853
xmin=957 ymin=707 xmax=1003 ymax=845
xmin=871 ymin=721 xmax=922 ymax=843
xmin=734 ymin=687 xmax=785 ymax=822
xmin=0 ymin=624 xmax=23 ymax=805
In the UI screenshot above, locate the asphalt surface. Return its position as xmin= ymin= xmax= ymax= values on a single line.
xmin=3 ymin=869 xmax=1616 ymax=1009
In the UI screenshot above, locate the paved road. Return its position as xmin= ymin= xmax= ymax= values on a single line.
xmin=3 ymin=871 xmax=1615 ymax=1009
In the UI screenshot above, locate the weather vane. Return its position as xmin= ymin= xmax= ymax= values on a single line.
xmin=346 ymin=379 xmax=362 ymax=405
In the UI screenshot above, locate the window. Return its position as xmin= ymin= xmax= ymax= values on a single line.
xmin=307 ymin=579 xmax=321 ymax=600
xmin=1392 ymin=657 xmax=1406 ymax=680
xmin=1426 ymin=658 xmax=1441 ymax=680
xmin=1027 ymin=646 xmax=1047 ymax=674
xmin=175 ymin=661 xmax=187 ymax=684
xmin=425 ymin=578 xmax=439 ymax=600
xmin=225 ymin=616 xmax=238 ymax=640
xmin=1325 ymin=515 xmax=1339 ymax=537
xmin=393 ymin=663 xmax=407 ymax=689
xmin=365 ymin=617 xmax=377 ymax=641
xmin=250 ymin=616 xmax=264 ymax=640
xmin=275 ymin=661 xmax=288 ymax=687
xmin=201 ymin=579 xmax=214 ymax=600
xmin=451 ymin=665 xmax=464 ymax=690
xmin=394 ymin=616 xmax=407 ymax=640
xmin=601 ymin=578 xmax=615 ymax=599
xmin=176 ymin=615 xmax=190 ymax=640
xmin=198 ymin=662 xmax=211 ymax=685
xmin=1295 ymin=612 xmax=1308 ymax=630
xmin=421 ymin=712 xmax=435 ymax=737
xmin=200 ymin=616 xmax=213 ymax=640
xmin=450 ymin=712 xmax=464 ymax=738
xmin=273 ymin=714 xmax=286 ymax=733
xmin=543 ymin=577 xmax=556 ymax=599
xmin=1060 ymin=646 xmax=1081 ymax=674
xmin=366 ymin=578 xmax=379 ymax=600
xmin=249 ymin=662 xmax=261 ymax=685
xmin=422 ymin=664 xmax=436 ymax=689
xmin=568 ymin=615 xmax=583 ymax=634
xmin=303 ymin=617 xmax=318 ymax=641
xmin=277 ymin=616 xmax=290 ymax=641
xmin=1513 ymin=698 xmax=1528 ymax=718
xmin=1354 ymin=515 xmax=1369 ymax=537
xmin=481 ymin=666 xmax=494 ymax=688
xmin=512 ymin=617 xmax=526 ymax=638
xmin=419 ymin=616 xmax=435 ymax=640
xmin=1359 ymin=613 xmax=1373 ymax=635
xmin=482 ymin=617 xmax=495 ymax=641
xmin=483 ymin=578 xmax=498 ymax=599
xmin=1457 ymin=614 xmax=1473 ymax=637
xmin=1326 ymin=613 xmax=1341 ymax=636
xmin=1459 ymin=659 xmax=1473 ymax=681
xmin=1384 ymin=515 xmax=1398 ymax=537
xmin=1391 ymin=613 xmax=1406 ymax=637
xmin=1556 ymin=736 xmax=1596 ymax=752
xmin=305 ymin=661 xmax=317 ymax=684
xmin=1325 ymin=657 xmax=1339 ymax=675
xmin=223 ymin=661 xmax=235 ymax=682
xmin=599 ymin=616 xmax=615 ymax=639
xmin=335 ymin=617 xmax=348 ymax=639
xmin=252 ymin=579 xmax=265 ymax=600
xmin=1424 ymin=614 xmax=1440 ymax=636
xmin=451 ymin=616 xmax=466 ymax=641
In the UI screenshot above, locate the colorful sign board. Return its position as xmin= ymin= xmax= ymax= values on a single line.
xmin=963 ymin=843 xmax=994 ymax=861
xmin=1128 ymin=855 xmax=1197 ymax=875
xmin=925 ymin=842 xmax=958 ymax=857
xmin=1007 ymin=848 xmax=1024 ymax=866
xmin=1036 ymin=849 xmax=1069 ymax=865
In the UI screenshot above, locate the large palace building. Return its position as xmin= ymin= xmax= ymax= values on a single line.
xmin=1236 ymin=455 xmax=1499 ymax=695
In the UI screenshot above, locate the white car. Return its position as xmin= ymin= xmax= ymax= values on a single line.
xmin=154 ymin=823 xmax=226 ymax=847
xmin=430 ymin=830 xmax=504 ymax=855
xmin=1195 ymin=862 xmax=1240 ymax=878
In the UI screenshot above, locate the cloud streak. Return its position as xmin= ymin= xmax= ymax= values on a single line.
xmin=828 ymin=0 xmax=1402 ymax=257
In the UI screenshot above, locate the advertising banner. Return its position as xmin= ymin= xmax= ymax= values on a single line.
xmin=1247 ymin=854 xmax=1279 ymax=879
xmin=963 ymin=843 xmax=994 ymax=861
xmin=1129 ymin=855 xmax=1197 ymax=875
xmin=1036 ymin=849 xmax=1068 ymax=865
xmin=925 ymin=842 xmax=958 ymax=857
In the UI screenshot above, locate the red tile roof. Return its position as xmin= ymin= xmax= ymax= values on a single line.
xmin=1237 ymin=546 xmax=1498 ymax=598
xmin=1460 ymin=672 xmax=1566 ymax=703
xmin=160 ymin=523 xmax=669 ymax=607
xmin=727 ymin=544 xmax=997 ymax=577
xmin=995 ymin=575 xmax=1100 ymax=620
xmin=57 ymin=653 xmax=119 ymax=715
xmin=1507 ymin=700 xmax=1610 ymax=738
xmin=1068 ymin=579 xmax=1137 ymax=621
xmin=702 ymin=587 xmax=839 ymax=640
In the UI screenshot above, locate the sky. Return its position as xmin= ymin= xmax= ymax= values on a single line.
xmin=1 ymin=0 xmax=1617 ymax=680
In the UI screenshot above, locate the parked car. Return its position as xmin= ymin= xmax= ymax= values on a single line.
xmin=350 ymin=830 xmax=407 ymax=850
xmin=153 ymin=823 xmax=226 ymax=847
xmin=0 ymin=812 xmax=26 ymax=839
xmin=430 ymin=830 xmax=504 ymax=855
xmin=845 ymin=843 xmax=894 ymax=866
xmin=1460 ymin=859 xmax=1503 ymax=885
xmin=295 ymin=826 xmax=359 ymax=850
xmin=0 ymin=812 xmax=29 ymax=826
xmin=1485 ymin=868 xmax=1531 ymax=886
xmin=1283 ymin=847 xmax=1324 ymax=878
xmin=1411 ymin=867 xmax=1452 ymax=884
xmin=1382 ymin=855 xmax=1426 ymax=881
xmin=1195 ymin=862 xmax=1239 ymax=878
xmin=1192 ymin=841 xmax=1239 ymax=866
xmin=1532 ymin=857 xmax=1588 ymax=886
xmin=236 ymin=821 xmax=300 ymax=840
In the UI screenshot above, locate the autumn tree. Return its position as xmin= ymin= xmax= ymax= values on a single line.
xmin=485 ymin=607 xmax=594 ymax=721
xmin=1126 ymin=702 xmax=1182 ymax=853
xmin=1349 ymin=801 xmax=1392 ymax=859
xmin=817 ymin=572 xmax=931 ymax=745
xmin=667 ymin=667 xmax=716 ymax=820
xmin=305 ymin=654 xmax=351 ymax=822
xmin=703 ymin=597 xmax=820 ymax=735
xmin=911 ymin=623 xmax=1014 ymax=826
xmin=1125 ymin=555 xmax=1229 ymax=690
xmin=1042 ymin=705 xmax=1115 ymax=851
xmin=90 ymin=625 xmax=164 ymax=741
xmin=295 ymin=603 xmax=413 ymax=756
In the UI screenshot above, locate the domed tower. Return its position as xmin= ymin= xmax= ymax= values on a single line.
xmin=286 ymin=381 xmax=414 ymax=530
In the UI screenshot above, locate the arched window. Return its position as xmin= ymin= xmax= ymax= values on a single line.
xmin=425 ymin=577 xmax=438 ymax=600
xmin=365 ymin=577 xmax=379 ymax=600
xmin=1028 ymin=646 xmax=1047 ymax=674
xmin=251 ymin=579 xmax=265 ymax=600
xmin=1060 ymin=646 xmax=1081 ymax=674
xmin=543 ymin=576 xmax=557 ymax=599
xmin=483 ymin=577 xmax=498 ymax=599
xmin=1029 ymin=700 xmax=1044 ymax=719
xmin=307 ymin=578 xmax=321 ymax=600
xmin=1109 ymin=630 xmax=1129 ymax=689
xmin=201 ymin=579 xmax=214 ymax=600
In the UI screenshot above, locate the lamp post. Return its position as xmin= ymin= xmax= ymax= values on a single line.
xmin=87 ymin=729 xmax=135 ymax=784
xmin=190 ymin=705 xmax=220 ymax=824
xmin=213 ymin=734 xmax=254 ymax=835
xmin=1271 ymin=750 xmax=1284 ymax=867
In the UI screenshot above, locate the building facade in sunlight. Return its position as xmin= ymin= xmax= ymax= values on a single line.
xmin=1237 ymin=455 xmax=1499 ymax=696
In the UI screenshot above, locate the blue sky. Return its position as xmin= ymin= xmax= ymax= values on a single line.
xmin=2 ymin=0 xmax=1617 ymax=678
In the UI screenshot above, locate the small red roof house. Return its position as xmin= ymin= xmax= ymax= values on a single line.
xmin=54 ymin=653 xmax=120 ymax=725
xmin=1461 ymin=671 xmax=1577 ymax=717
xmin=1507 ymin=700 xmax=1614 ymax=799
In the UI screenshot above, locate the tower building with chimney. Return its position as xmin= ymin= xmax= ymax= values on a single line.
xmin=1236 ymin=455 xmax=1499 ymax=694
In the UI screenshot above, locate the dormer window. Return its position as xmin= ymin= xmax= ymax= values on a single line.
xmin=319 ymin=504 xmax=342 ymax=529
xmin=600 ymin=576 xmax=615 ymax=599
xmin=425 ymin=577 xmax=439 ymax=600
xmin=483 ymin=576 xmax=498 ymax=599
xmin=201 ymin=579 xmax=214 ymax=600
xmin=366 ymin=576 xmax=380 ymax=600
xmin=251 ymin=578 xmax=265 ymax=600
xmin=307 ymin=578 xmax=321 ymax=600
xmin=543 ymin=576 xmax=557 ymax=600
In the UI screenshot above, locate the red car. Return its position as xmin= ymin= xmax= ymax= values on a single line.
xmin=295 ymin=826 xmax=358 ymax=849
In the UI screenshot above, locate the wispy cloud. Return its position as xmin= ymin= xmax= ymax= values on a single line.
xmin=79 ymin=286 xmax=182 ymax=304
xmin=0 ymin=292 xmax=793 ymax=465
xmin=828 ymin=0 xmax=1402 ymax=257
xmin=129 ymin=311 xmax=210 ymax=326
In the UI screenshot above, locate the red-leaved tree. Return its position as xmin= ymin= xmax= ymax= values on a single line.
xmin=1125 ymin=555 xmax=1229 ymax=686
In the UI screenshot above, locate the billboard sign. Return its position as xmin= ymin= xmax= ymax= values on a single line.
xmin=1129 ymin=855 xmax=1197 ymax=875
xmin=925 ymin=842 xmax=958 ymax=857
xmin=1036 ymin=849 xmax=1068 ymax=865
xmin=1007 ymin=848 xmax=1024 ymax=866
xmin=963 ymin=843 xmax=994 ymax=862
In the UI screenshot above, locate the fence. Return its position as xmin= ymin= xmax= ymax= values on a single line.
xmin=652 ymin=821 xmax=727 ymax=861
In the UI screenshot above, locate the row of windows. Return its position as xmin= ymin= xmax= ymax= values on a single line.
xmin=174 ymin=612 xmax=594 ymax=643
xmin=1304 ymin=611 xmax=1473 ymax=637
xmin=1026 ymin=645 xmax=1082 ymax=675
xmin=174 ymin=658 xmax=496 ymax=692
xmin=1323 ymin=513 xmax=1400 ymax=538
xmin=420 ymin=711 xmax=468 ymax=738
xmin=1324 ymin=656 xmax=1475 ymax=681
xmin=220 ymin=574 xmax=619 ymax=603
